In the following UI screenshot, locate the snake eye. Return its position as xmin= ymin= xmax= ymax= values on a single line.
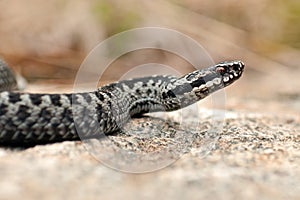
xmin=216 ymin=67 xmax=225 ymax=74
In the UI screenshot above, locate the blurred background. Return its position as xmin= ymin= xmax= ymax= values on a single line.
xmin=0 ymin=0 xmax=299 ymax=114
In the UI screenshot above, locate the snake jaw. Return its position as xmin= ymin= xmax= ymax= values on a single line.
xmin=215 ymin=60 xmax=244 ymax=86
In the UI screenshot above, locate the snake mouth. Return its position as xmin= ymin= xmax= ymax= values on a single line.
xmin=215 ymin=61 xmax=244 ymax=86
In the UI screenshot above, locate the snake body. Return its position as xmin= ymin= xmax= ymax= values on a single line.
xmin=0 ymin=60 xmax=244 ymax=146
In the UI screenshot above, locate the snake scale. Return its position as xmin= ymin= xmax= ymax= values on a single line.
xmin=0 ymin=59 xmax=244 ymax=146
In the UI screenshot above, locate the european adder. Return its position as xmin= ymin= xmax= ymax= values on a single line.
xmin=0 ymin=59 xmax=244 ymax=146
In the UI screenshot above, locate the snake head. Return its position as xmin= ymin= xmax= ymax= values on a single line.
xmin=214 ymin=60 xmax=245 ymax=87
xmin=185 ymin=60 xmax=244 ymax=91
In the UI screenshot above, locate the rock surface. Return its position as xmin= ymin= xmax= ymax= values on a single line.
xmin=0 ymin=0 xmax=299 ymax=199
xmin=0 ymin=66 xmax=299 ymax=200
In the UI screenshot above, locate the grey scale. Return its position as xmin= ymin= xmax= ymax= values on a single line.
xmin=0 ymin=60 xmax=244 ymax=146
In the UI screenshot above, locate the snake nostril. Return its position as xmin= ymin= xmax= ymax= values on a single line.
xmin=233 ymin=64 xmax=240 ymax=72
xmin=239 ymin=61 xmax=245 ymax=69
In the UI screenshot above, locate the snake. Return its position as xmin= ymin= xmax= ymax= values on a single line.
xmin=0 ymin=59 xmax=244 ymax=146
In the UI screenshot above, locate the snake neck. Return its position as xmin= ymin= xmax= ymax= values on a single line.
xmin=160 ymin=69 xmax=224 ymax=111
xmin=98 ymin=76 xmax=173 ymax=117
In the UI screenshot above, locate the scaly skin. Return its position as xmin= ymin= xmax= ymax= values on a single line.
xmin=0 ymin=60 xmax=244 ymax=146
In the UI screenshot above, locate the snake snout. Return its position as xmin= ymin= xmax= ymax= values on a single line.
xmin=232 ymin=61 xmax=244 ymax=73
